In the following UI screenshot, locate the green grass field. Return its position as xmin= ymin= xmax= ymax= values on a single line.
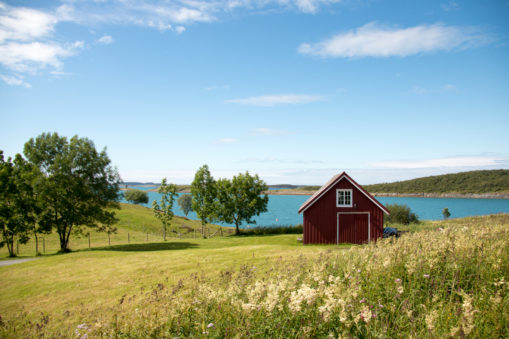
xmin=0 ymin=206 xmax=507 ymax=338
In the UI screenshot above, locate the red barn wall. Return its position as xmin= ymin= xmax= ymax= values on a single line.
xmin=303 ymin=179 xmax=384 ymax=244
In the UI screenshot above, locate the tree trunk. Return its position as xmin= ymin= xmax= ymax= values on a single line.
xmin=201 ymin=221 xmax=206 ymax=239
xmin=163 ymin=225 xmax=166 ymax=241
xmin=235 ymin=222 xmax=240 ymax=235
xmin=35 ymin=232 xmax=39 ymax=255
xmin=6 ymin=237 xmax=15 ymax=257
xmin=108 ymin=233 xmax=111 ymax=246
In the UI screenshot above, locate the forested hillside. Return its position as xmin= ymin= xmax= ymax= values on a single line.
xmin=364 ymin=170 xmax=509 ymax=194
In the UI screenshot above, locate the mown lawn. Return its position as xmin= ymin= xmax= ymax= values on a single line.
xmin=0 ymin=213 xmax=507 ymax=338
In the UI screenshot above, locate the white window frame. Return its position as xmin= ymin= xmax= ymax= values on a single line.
xmin=336 ymin=189 xmax=353 ymax=207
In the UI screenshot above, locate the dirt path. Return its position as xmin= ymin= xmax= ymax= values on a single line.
xmin=0 ymin=258 xmax=38 ymax=267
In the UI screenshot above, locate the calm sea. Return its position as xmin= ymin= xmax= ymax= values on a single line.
xmin=120 ymin=189 xmax=509 ymax=228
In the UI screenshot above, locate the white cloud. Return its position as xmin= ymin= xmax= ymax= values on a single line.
xmin=251 ymin=128 xmax=291 ymax=135
xmin=298 ymin=22 xmax=490 ymax=58
xmin=371 ymin=156 xmax=509 ymax=169
xmin=226 ymin=94 xmax=324 ymax=106
xmin=96 ymin=35 xmax=113 ymax=44
xmin=0 ymin=5 xmax=58 ymax=43
xmin=0 ymin=3 xmax=82 ymax=78
xmin=215 ymin=138 xmax=238 ymax=144
xmin=0 ymin=74 xmax=31 ymax=88
xmin=0 ymin=41 xmax=83 ymax=73
xmin=175 ymin=26 xmax=186 ymax=34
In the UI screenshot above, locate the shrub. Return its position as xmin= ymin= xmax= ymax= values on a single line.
xmin=239 ymin=225 xmax=303 ymax=236
xmin=124 ymin=189 xmax=149 ymax=204
xmin=385 ymin=203 xmax=419 ymax=224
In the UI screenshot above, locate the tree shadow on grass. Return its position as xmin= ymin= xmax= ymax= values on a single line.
xmin=89 ymin=242 xmax=199 ymax=252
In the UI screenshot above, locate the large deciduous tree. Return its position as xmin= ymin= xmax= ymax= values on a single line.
xmin=216 ymin=172 xmax=269 ymax=235
xmin=152 ymin=178 xmax=177 ymax=241
xmin=24 ymin=133 xmax=121 ymax=252
xmin=191 ymin=165 xmax=216 ymax=238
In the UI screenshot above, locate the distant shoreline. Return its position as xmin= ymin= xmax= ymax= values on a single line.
xmin=264 ymin=190 xmax=509 ymax=199
xmin=120 ymin=187 xmax=509 ymax=199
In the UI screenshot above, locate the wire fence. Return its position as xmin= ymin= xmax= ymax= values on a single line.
xmin=1 ymin=226 xmax=235 ymax=257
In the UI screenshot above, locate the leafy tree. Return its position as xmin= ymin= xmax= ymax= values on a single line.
xmin=384 ymin=203 xmax=419 ymax=225
xmin=11 ymin=154 xmax=51 ymax=255
xmin=443 ymin=208 xmax=451 ymax=219
xmin=24 ymin=133 xmax=121 ymax=252
xmin=216 ymin=172 xmax=269 ymax=235
xmin=0 ymin=152 xmax=31 ymax=256
xmin=124 ymin=189 xmax=149 ymax=204
xmin=177 ymin=194 xmax=193 ymax=216
xmin=152 ymin=178 xmax=177 ymax=241
xmin=191 ymin=165 xmax=217 ymax=238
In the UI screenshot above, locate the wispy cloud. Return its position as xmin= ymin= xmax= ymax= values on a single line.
xmin=442 ymin=1 xmax=460 ymax=11
xmin=298 ymin=22 xmax=491 ymax=58
xmin=0 ymin=74 xmax=31 ymax=88
xmin=251 ymin=128 xmax=291 ymax=135
xmin=442 ymin=84 xmax=458 ymax=92
xmin=96 ymin=35 xmax=113 ymax=44
xmin=371 ymin=156 xmax=509 ymax=169
xmin=0 ymin=3 xmax=83 ymax=78
xmin=241 ymin=157 xmax=324 ymax=164
xmin=226 ymin=94 xmax=324 ymax=107
xmin=215 ymin=138 xmax=238 ymax=144
xmin=204 ymin=84 xmax=229 ymax=91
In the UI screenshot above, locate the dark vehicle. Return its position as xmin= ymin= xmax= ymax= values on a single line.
xmin=383 ymin=227 xmax=399 ymax=238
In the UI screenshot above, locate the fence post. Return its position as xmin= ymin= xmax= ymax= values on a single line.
xmin=128 ymin=232 xmax=130 ymax=243
xmin=43 ymin=237 xmax=45 ymax=253
xmin=88 ymin=232 xmax=91 ymax=249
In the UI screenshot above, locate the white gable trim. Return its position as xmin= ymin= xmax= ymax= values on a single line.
xmin=299 ymin=174 xmax=389 ymax=215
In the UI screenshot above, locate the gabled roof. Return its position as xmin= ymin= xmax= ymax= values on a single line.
xmin=298 ymin=172 xmax=390 ymax=215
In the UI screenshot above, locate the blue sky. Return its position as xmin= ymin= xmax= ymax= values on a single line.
xmin=1 ymin=0 xmax=508 ymax=185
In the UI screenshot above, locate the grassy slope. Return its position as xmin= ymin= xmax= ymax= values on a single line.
xmin=364 ymin=169 xmax=509 ymax=194
xmin=0 ymin=203 xmax=233 ymax=258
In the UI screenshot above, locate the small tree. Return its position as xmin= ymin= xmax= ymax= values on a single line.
xmin=124 ymin=189 xmax=149 ymax=204
xmin=177 ymin=194 xmax=193 ymax=216
xmin=216 ymin=172 xmax=269 ymax=235
xmin=443 ymin=208 xmax=451 ymax=219
xmin=191 ymin=165 xmax=217 ymax=238
xmin=385 ymin=203 xmax=419 ymax=225
xmin=152 ymin=178 xmax=177 ymax=241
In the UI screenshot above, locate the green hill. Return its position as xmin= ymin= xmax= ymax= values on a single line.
xmin=364 ymin=169 xmax=509 ymax=194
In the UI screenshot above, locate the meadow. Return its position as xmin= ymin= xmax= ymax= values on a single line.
xmin=0 ymin=206 xmax=507 ymax=338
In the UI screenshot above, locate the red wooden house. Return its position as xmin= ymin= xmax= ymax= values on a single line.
xmin=298 ymin=172 xmax=390 ymax=244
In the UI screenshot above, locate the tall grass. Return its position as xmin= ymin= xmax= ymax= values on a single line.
xmin=2 ymin=215 xmax=506 ymax=338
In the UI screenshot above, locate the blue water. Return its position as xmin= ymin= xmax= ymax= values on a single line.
xmin=120 ymin=191 xmax=509 ymax=228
